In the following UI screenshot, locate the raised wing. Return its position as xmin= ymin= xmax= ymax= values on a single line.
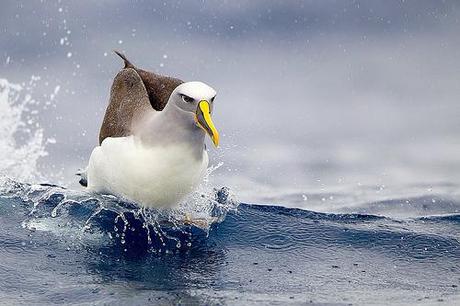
xmin=98 ymin=52 xmax=183 ymax=144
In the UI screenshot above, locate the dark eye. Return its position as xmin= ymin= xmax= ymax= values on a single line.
xmin=210 ymin=96 xmax=216 ymax=103
xmin=181 ymin=95 xmax=194 ymax=103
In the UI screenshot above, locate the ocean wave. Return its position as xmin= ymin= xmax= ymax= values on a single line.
xmin=418 ymin=213 xmax=460 ymax=223
xmin=0 ymin=177 xmax=238 ymax=253
xmin=1 ymin=177 xmax=459 ymax=258
xmin=1 ymin=177 xmax=460 ymax=304
xmin=346 ymin=195 xmax=460 ymax=218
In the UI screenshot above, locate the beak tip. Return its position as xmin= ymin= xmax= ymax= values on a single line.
xmin=213 ymin=135 xmax=220 ymax=148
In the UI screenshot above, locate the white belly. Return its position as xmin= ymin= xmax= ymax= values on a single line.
xmin=86 ymin=136 xmax=208 ymax=208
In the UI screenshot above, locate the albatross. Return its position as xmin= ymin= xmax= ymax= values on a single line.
xmin=80 ymin=51 xmax=219 ymax=208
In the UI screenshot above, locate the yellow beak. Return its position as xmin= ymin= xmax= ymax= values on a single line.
xmin=195 ymin=100 xmax=219 ymax=147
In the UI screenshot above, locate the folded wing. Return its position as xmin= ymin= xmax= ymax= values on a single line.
xmin=99 ymin=51 xmax=183 ymax=144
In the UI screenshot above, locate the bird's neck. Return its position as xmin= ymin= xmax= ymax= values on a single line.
xmin=136 ymin=104 xmax=206 ymax=157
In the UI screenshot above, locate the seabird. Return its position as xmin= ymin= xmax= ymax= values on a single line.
xmin=81 ymin=51 xmax=219 ymax=208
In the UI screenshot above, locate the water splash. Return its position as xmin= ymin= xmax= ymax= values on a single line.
xmin=0 ymin=78 xmax=48 ymax=182
xmin=0 ymin=76 xmax=237 ymax=253
xmin=2 ymin=162 xmax=238 ymax=253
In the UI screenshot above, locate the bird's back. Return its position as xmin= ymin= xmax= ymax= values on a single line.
xmin=98 ymin=52 xmax=183 ymax=144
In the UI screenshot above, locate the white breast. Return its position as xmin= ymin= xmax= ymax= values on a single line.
xmin=86 ymin=136 xmax=208 ymax=208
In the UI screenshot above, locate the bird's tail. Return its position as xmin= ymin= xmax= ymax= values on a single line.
xmin=113 ymin=50 xmax=135 ymax=69
xmin=76 ymin=168 xmax=88 ymax=187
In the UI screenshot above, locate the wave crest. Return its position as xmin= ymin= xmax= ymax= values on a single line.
xmin=0 ymin=177 xmax=238 ymax=254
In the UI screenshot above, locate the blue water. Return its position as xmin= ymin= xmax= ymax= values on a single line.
xmin=1 ymin=179 xmax=459 ymax=305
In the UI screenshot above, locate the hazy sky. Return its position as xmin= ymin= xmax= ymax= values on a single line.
xmin=1 ymin=1 xmax=460 ymax=206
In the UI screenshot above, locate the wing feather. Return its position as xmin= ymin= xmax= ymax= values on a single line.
xmin=98 ymin=52 xmax=183 ymax=144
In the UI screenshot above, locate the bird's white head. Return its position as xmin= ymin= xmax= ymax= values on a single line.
xmin=169 ymin=81 xmax=219 ymax=147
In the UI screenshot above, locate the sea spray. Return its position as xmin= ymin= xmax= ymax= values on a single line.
xmin=10 ymin=163 xmax=238 ymax=253
xmin=0 ymin=78 xmax=49 ymax=182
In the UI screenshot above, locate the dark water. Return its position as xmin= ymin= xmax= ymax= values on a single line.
xmin=1 ymin=179 xmax=459 ymax=305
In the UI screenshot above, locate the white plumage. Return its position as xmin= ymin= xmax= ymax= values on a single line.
xmin=87 ymin=135 xmax=208 ymax=208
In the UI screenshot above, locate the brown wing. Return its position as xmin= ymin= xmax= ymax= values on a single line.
xmin=98 ymin=51 xmax=183 ymax=144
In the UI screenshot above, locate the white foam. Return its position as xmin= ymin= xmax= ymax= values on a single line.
xmin=0 ymin=78 xmax=48 ymax=182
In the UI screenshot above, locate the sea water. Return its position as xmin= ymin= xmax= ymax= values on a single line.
xmin=0 ymin=78 xmax=459 ymax=305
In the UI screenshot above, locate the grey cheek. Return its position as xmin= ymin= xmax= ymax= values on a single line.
xmin=185 ymin=102 xmax=196 ymax=113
